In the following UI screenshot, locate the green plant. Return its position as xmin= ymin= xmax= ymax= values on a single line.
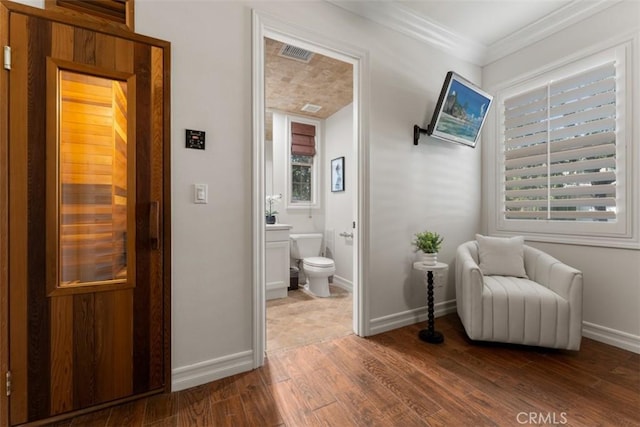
xmin=413 ymin=231 xmax=443 ymax=254
xmin=265 ymin=194 xmax=282 ymax=216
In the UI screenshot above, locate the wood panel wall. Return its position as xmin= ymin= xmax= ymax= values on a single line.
xmin=59 ymin=71 xmax=128 ymax=285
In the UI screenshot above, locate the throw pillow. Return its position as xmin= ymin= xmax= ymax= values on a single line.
xmin=475 ymin=234 xmax=528 ymax=278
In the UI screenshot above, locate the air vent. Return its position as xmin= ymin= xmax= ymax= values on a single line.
xmin=278 ymin=44 xmax=314 ymax=63
xmin=301 ymin=103 xmax=322 ymax=113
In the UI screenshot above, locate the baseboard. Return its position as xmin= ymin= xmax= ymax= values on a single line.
xmin=582 ymin=321 xmax=640 ymax=354
xmin=171 ymin=350 xmax=254 ymax=392
xmin=368 ymin=299 xmax=457 ymax=336
xmin=331 ymin=275 xmax=353 ymax=292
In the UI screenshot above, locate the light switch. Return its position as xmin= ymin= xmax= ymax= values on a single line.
xmin=194 ymin=184 xmax=208 ymax=204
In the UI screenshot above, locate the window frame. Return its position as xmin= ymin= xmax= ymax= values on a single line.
xmin=487 ymin=39 xmax=639 ymax=249
xmin=285 ymin=115 xmax=321 ymax=210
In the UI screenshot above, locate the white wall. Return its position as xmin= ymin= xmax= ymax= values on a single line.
xmin=7 ymin=0 xmax=483 ymax=389
xmin=325 ymin=104 xmax=354 ymax=289
xmin=482 ymin=1 xmax=640 ymax=351
xmin=134 ymin=0 xmax=482 ymax=388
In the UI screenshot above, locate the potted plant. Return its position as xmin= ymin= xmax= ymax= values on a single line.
xmin=413 ymin=230 xmax=443 ymax=266
xmin=265 ymin=194 xmax=282 ymax=224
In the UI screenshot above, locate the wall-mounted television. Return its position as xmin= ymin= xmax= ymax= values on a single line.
xmin=425 ymin=71 xmax=493 ymax=148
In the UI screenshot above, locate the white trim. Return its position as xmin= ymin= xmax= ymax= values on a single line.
xmin=331 ymin=274 xmax=352 ymax=292
xmin=252 ymin=10 xmax=267 ymax=369
xmin=368 ymin=299 xmax=457 ymax=336
xmin=484 ymin=0 xmax=622 ymax=66
xmin=252 ymin=9 xmax=370 ymax=366
xmin=327 ymin=0 xmax=620 ymax=67
xmin=582 ymin=321 xmax=640 ymax=354
xmin=171 ymin=350 xmax=254 ymax=392
xmin=327 ymin=0 xmax=486 ymax=65
xmin=486 ymin=36 xmax=640 ymax=249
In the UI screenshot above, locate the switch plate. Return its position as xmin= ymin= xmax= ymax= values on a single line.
xmin=194 ymin=184 xmax=208 ymax=204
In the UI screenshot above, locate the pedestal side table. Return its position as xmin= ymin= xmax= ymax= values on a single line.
xmin=412 ymin=261 xmax=449 ymax=344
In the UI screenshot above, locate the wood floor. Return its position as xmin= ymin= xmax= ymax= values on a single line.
xmin=48 ymin=314 xmax=639 ymax=426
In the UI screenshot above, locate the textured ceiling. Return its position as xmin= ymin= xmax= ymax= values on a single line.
xmin=264 ymin=38 xmax=353 ymax=140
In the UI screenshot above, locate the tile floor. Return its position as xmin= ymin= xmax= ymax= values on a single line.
xmin=266 ymin=284 xmax=353 ymax=353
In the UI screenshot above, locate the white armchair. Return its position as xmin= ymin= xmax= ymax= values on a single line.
xmin=455 ymin=239 xmax=583 ymax=350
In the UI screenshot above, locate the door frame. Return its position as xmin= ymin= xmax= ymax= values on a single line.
xmin=251 ymin=10 xmax=370 ymax=367
xmin=0 ymin=2 xmax=172 ymax=425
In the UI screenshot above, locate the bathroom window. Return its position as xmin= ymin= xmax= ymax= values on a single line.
xmin=291 ymin=154 xmax=313 ymax=202
xmin=287 ymin=118 xmax=320 ymax=209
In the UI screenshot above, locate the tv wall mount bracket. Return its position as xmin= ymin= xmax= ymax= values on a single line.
xmin=413 ymin=124 xmax=433 ymax=145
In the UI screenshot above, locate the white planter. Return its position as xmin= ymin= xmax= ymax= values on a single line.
xmin=421 ymin=252 xmax=438 ymax=266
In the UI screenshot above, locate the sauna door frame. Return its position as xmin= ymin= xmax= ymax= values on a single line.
xmin=0 ymin=1 xmax=172 ymax=425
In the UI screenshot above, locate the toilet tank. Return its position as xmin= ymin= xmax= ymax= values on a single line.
xmin=290 ymin=233 xmax=323 ymax=259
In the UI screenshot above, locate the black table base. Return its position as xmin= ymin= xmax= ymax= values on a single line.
xmin=419 ymin=269 xmax=444 ymax=344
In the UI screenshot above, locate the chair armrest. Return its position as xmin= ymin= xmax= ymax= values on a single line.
xmin=525 ymin=245 xmax=582 ymax=302
xmin=455 ymin=242 xmax=484 ymax=338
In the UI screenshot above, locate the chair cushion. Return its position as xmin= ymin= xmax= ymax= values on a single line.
xmin=475 ymin=234 xmax=528 ymax=278
xmin=481 ymin=275 xmax=570 ymax=347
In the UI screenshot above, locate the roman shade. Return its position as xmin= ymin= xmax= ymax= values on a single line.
xmin=291 ymin=122 xmax=316 ymax=156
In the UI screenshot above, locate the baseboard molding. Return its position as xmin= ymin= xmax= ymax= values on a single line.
xmin=331 ymin=275 xmax=353 ymax=292
xmin=171 ymin=350 xmax=254 ymax=392
xmin=582 ymin=321 xmax=640 ymax=354
xmin=368 ymin=299 xmax=457 ymax=336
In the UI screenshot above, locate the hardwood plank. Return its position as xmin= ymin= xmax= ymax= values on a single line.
xmin=73 ymin=293 xmax=96 ymax=408
xmin=132 ymin=40 xmax=152 ymax=394
xmin=239 ymin=382 xmax=284 ymax=427
xmin=268 ymin=379 xmax=322 ymax=427
xmin=0 ymin=2 xmax=9 ymax=424
xmin=73 ymin=27 xmax=96 ymax=65
xmin=8 ymin=11 xmax=30 ymax=425
xmin=210 ymin=395 xmax=249 ymax=427
xmin=50 ymin=315 xmax=640 ymax=426
xmin=278 ymin=350 xmax=335 ymax=411
xmin=95 ymin=32 xmax=116 ymax=69
xmin=27 ymin=14 xmax=52 ymax=421
xmin=207 ymin=376 xmax=238 ymax=403
xmin=148 ymin=45 xmax=165 ymax=391
xmin=143 ymin=392 xmax=176 ymax=425
xmin=50 ymin=295 xmax=74 ymax=414
xmin=106 ymin=399 xmax=145 ymax=427
xmin=313 ymin=401 xmax=357 ymax=427
xmin=51 ymin=22 xmax=74 ymax=60
xmin=68 ymin=407 xmax=110 ymax=427
xmin=176 ymin=384 xmax=214 ymax=427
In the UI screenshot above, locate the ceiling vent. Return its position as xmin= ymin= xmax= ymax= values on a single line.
xmin=278 ymin=44 xmax=314 ymax=63
xmin=301 ymin=103 xmax=322 ymax=113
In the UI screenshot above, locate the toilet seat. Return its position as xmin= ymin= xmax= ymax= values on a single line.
xmin=303 ymin=257 xmax=334 ymax=268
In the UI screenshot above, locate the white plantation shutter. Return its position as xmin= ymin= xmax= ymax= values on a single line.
xmin=503 ymin=61 xmax=618 ymax=222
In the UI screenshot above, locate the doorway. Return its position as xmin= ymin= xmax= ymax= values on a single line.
xmin=252 ymin=11 xmax=369 ymax=367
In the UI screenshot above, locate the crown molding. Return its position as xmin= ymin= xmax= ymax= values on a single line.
xmin=484 ymin=0 xmax=623 ymax=66
xmin=326 ymin=0 xmax=488 ymax=65
xmin=327 ymin=0 xmax=621 ymax=67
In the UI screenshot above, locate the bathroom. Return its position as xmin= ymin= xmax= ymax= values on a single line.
xmin=264 ymin=37 xmax=355 ymax=351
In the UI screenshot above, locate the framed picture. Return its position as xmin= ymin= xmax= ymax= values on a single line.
xmin=331 ymin=157 xmax=345 ymax=192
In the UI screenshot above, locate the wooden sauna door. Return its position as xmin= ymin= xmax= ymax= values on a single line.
xmin=4 ymin=5 xmax=169 ymax=425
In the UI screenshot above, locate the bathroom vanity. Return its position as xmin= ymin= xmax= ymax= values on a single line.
xmin=266 ymin=224 xmax=292 ymax=300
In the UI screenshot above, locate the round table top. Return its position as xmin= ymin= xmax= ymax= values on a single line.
xmin=412 ymin=261 xmax=448 ymax=271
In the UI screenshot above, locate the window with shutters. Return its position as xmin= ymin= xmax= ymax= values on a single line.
xmin=287 ymin=117 xmax=320 ymax=209
xmin=491 ymin=43 xmax=637 ymax=247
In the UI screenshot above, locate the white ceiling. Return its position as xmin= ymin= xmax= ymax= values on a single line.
xmin=398 ymin=0 xmax=573 ymax=46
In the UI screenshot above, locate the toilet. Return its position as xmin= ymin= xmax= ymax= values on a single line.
xmin=289 ymin=233 xmax=336 ymax=297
